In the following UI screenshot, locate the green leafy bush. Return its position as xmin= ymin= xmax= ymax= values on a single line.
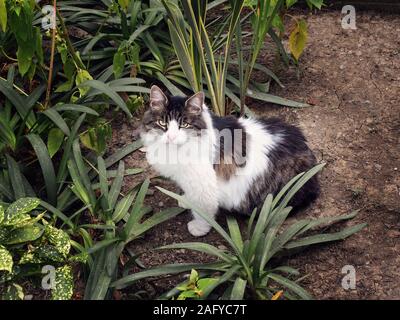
xmin=0 ymin=0 xmax=44 ymax=80
xmin=0 ymin=197 xmax=75 ymax=300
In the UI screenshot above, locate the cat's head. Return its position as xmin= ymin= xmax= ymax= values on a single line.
xmin=141 ymin=85 xmax=208 ymax=145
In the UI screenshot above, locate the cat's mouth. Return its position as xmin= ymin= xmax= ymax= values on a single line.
xmin=161 ymin=135 xmax=187 ymax=146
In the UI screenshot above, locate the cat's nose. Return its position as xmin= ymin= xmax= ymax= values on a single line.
xmin=167 ymin=133 xmax=177 ymax=142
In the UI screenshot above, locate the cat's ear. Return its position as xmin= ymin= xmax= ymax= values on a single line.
xmin=185 ymin=92 xmax=204 ymax=116
xmin=150 ymin=85 xmax=168 ymax=112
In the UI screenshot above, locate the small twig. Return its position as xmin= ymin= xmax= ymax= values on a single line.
xmin=55 ymin=7 xmax=85 ymax=70
xmin=44 ymin=0 xmax=57 ymax=109
xmin=0 ymin=76 xmax=29 ymax=96
xmin=0 ymin=48 xmax=18 ymax=62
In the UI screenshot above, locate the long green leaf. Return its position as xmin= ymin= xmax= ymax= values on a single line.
xmin=166 ymin=20 xmax=198 ymax=91
xmin=6 ymin=155 xmax=25 ymax=199
xmin=230 ymin=277 xmax=247 ymax=300
xmin=285 ymin=223 xmax=368 ymax=250
xmin=104 ymin=139 xmax=142 ymax=168
xmin=201 ymin=265 xmax=241 ymax=298
xmin=227 ymin=216 xmax=243 ymax=252
xmin=296 ymin=211 xmax=360 ymax=237
xmin=112 ymin=190 xmax=136 ymax=223
xmin=40 ymin=200 xmax=73 ymax=228
xmin=26 ymin=134 xmax=57 ymax=206
xmin=80 ymin=80 xmax=132 ymax=118
xmin=42 ymin=109 xmax=71 ymax=136
xmin=0 ymin=116 xmax=16 ymax=150
xmin=123 ymin=179 xmax=150 ymax=239
xmin=0 ymin=79 xmax=36 ymax=128
xmin=53 ymin=104 xmax=99 ymax=116
xmin=68 ymin=159 xmax=92 ymax=207
xmin=268 ymin=272 xmax=312 ymax=300
xmin=128 ymin=207 xmax=185 ymax=241
xmin=111 ymin=262 xmax=226 ymax=289
xmin=274 ymin=163 xmax=325 ymax=212
xmin=84 ymin=249 xmax=107 ymax=299
xmin=248 ymin=194 xmax=273 ymax=260
xmin=97 ymin=156 xmax=110 ymax=211
xmin=57 ymin=114 xmax=86 ymax=185
xmin=108 ymin=161 xmax=125 ymax=210
xmin=73 ymin=140 xmax=96 ymax=207
xmin=86 ymin=238 xmax=120 ymax=255
xmin=158 ymin=242 xmax=233 ymax=263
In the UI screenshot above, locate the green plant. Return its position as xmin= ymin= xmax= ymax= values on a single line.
xmin=236 ymin=0 xmax=286 ymax=114
xmin=0 ymin=0 xmax=179 ymax=300
xmin=111 ymin=164 xmax=366 ymax=299
xmin=175 ymin=269 xmax=218 ymax=300
xmin=57 ymin=0 xmax=183 ymax=93
xmin=234 ymin=0 xmax=324 ymax=114
xmin=0 ymin=66 xmax=46 ymax=153
xmin=0 ymin=109 xmax=89 ymax=209
xmin=0 ymin=0 xmax=44 ymax=80
xmin=0 ymin=197 xmax=78 ymax=300
xmin=0 ymin=63 xmax=148 ymax=210
xmin=0 ymin=137 xmax=158 ymax=300
xmin=161 ymin=0 xmax=315 ymax=116
xmin=64 ymin=145 xmax=185 ymax=299
xmin=162 ymin=0 xmax=245 ymax=115
xmin=80 ymin=118 xmax=112 ymax=155
xmin=0 ymin=129 xmax=144 ymax=213
xmin=273 ymin=1 xmax=322 ymax=64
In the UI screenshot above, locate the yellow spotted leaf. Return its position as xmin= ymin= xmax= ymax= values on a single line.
xmin=0 ymin=245 xmax=13 ymax=273
xmin=51 ymin=265 xmax=73 ymax=300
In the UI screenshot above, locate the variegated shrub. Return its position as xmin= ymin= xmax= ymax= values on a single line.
xmin=0 ymin=197 xmax=77 ymax=300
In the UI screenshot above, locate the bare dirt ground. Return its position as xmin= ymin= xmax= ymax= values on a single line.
xmin=110 ymin=9 xmax=400 ymax=299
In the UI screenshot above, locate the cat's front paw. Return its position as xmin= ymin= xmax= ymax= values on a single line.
xmin=187 ymin=219 xmax=211 ymax=237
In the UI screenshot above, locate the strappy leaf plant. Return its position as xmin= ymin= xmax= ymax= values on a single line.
xmin=111 ymin=163 xmax=366 ymax=299
xmin=161 ymin=0 xmax=246 ymax=116
xmin=0 ymin=64 xmax=146 ymax=209
xmin=236 ymin=0 xmax=286 ymax=114
xmin=64 ymin=143 xmax=185 ymax=300
xmin=57 ymin=0 xmax=185 ymax=95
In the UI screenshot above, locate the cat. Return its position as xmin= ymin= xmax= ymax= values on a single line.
xmin=140 ymin=85 xmax=320 ymax=237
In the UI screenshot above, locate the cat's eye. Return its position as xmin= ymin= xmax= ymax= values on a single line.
xmin=180 ymin=122 xmax=191 ymax=129
xmin=157 ymin=120 xmax=167 ymax=128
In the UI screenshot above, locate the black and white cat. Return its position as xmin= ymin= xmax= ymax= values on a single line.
xmin=140 ymin=85 xmax=319 ymax=237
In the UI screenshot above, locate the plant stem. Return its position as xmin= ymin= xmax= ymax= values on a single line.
xmin=0 ymin=76 xmax=28 ymax=96
xmin=0 ymin=48 xmax=18 ymax=62
xmin=44 ymin=0 xmax=57 ymax=109
xmin=55 ymin=8 xmax=86 ymax=70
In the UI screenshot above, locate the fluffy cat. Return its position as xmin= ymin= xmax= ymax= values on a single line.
xmin=140 ymin=85 xmax=320 ymax=237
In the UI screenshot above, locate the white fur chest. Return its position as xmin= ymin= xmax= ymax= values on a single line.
xmin=142 ymin=131 xmax=216 ymax=184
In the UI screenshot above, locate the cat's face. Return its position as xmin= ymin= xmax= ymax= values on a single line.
xmin=141 ymin=86 xmax=207 ymax=145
